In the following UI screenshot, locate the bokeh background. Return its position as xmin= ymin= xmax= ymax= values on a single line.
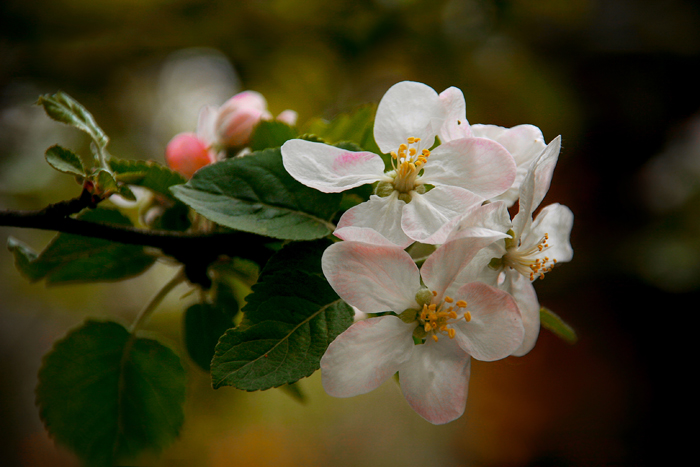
xmin=1 ymin=0 xmax=698 ymax=466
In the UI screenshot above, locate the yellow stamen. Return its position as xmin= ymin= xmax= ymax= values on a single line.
xmin=456 ymin=300 xmax=467 ymax=308
xmin=464 ymin=312 xmax=472 ymax=322
xmin=444 ymin=296 xmax=453 ymax=303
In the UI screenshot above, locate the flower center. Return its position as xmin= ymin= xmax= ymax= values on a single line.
xmin=414 ymin=292 xmax=470 ymax=343
xmin=502 ymin=232 xmax=558 ymax=281
xmin=380 ymin=137 xmax=430 ymax=199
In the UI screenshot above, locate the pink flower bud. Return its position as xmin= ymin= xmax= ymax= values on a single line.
xmin=276 ymin=109 xmax=298 ymax=126
xmin=215 ymin=106 xmax=271 ymax=147
xmin=165 ymin=132 xmax=213 ymax=178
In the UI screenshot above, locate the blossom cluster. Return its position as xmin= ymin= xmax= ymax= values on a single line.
xmin=165 ymin=90 xmax=297 ymax=178
xmin=281 ymin=81 xmax=574 ymax=424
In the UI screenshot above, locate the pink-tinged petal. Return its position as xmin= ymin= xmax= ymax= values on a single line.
xmin=451 ymin=282 xmax=524 ymax=361
xmin=422 ymin=137 xmax=516 ymax=200
xmin=331 ymin=226 xmax=397 ymax=247
xmin=398 ymin=338 xmax=471 ymax=424
xmin=321 ymin=316 xmax=415 ymax=397
xmin=321 ymin=240 xmax=421 ymax=313
xmin=471 ymin=124 xmax=546 ymax=206
xmin=336 ymin=193 xmax=412 ymax=248
xmin=524 ymin=203 xmax=574 ymax=264
xmin=165 ymin=133 xmax=213 ymax=179
xmin=401 ymin=186 xmax=484 ymax=244
xmin=281 ymin=139 xmax=384 ymax=193
xmin=374 ymin=81 xmax=445 ymax=154
xmin=221 ymin=90 xmax=268 ymax=112
xmin=439 ymin=86 xmax=471 ymax=142
xmin=501 ymin=272 xmax=541 ymax=357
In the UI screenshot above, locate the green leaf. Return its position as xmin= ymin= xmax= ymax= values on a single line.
xmin=304 ymin=104 xmax=381 ymax=153
xmin=36 ymin=320 xmax=186 ymax=467
xmin=183 ymin=303 xmax=235 ymax=372
xmin=37 ymin=91 xmax=108 ymax=149
xmin=7 ymin=209 xmax=156 ymax=284
xmin=45 ymin=145 xmax=85 ymax=176
xmin=540 ymin=307 xmax=578 ymax=344
xmin=95 ymin=169 xmax=119 ymax=195
xmin=249 ymin=120 xmax=298 ymax=152
xmin=170 ymin=148 xmax=341 ymax=240
xmin=109 ymin=159 xmax=187 ymax=199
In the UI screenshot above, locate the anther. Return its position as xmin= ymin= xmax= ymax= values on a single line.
xmin=444 ymin=296 xmax=454 ymax=303
xmin=456 ymin=300 xmax=467 ymax=308
xmin=464 ymin=312 xmax=472 ymax=322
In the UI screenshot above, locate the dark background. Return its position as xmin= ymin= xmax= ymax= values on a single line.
xmin=2 ymin=1 xmax=698 ymax=466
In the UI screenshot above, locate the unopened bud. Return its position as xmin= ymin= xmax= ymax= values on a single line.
xmin=414 ymin=287 xmax=433 ymax=307
xmin=165 ymin=132 xmax=213 ymax=178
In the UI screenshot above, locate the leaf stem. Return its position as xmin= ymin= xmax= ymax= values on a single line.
xmin=130 ymin=268 xmax=187 ymax=333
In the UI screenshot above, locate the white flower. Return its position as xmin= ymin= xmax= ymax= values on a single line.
xmin=439 ymin=86 xmax=548 ymax=207
xmin=451 ymin=136 xmax=574 ymax=356
xmin=320 ymin=230 xmax=524 ymax=424
xmin=281 ymin=81 xmax=517 ymax=247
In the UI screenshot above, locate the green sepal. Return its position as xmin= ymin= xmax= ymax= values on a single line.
xmin=170 ymin=147 xmax=341 ymax=240
xmin=540 ymin=307 xmax=578 ymax=344
xmin=37 ymin=91 xmax=109 ymax=149
xmin=36 ymin=320 xmax=186 ymax=467
xmin=45 ymin=145 xmax=86 ymax=176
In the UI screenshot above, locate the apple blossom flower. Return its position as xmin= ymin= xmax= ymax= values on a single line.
xmin=198 ymin=90 xmax=298 ymax=158
xmin=320 ymin=229 xmax=524 ymax=424
xmin=165 ymin=132 xmax=215 ymax=178
xmin=439 ymin=86 xmax=548 ymax=207
xmin=451 ymin=136 xmax=574 ymax=356
xmin=281 ymin=81 xmax=517 ymax=247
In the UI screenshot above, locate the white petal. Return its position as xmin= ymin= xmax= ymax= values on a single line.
xmin=531 ymin=136 xmax=562 ymax=211
xmin=398 ymin=338 xmax=471 ymax=425
xmin=196 ymin=105 xmax=219 ymax=145
xmin=401 ymin=186 xmax=484 ymax=244
xmin=422 ymin=137 xmax=516 ymax=200
xmin=451 ymin=282 xmax=524 ymax=361
xmin=331 ymin=226 xmax=398 ymax=246
xmin=281 ymin=139 xmax=384 ymax=193
xmin=438 ymin=86 xmax=471 ymax=142
xmin=523 ymin=203 xmax=574 ymax=264
xmin=336 ymin=193 xmax=412 ymax=248
xmin=321 ymin=240 xmax=421 ymax=313
xmin=374 ymin=81 xmax=444 ymax=154
xmin=421 ymin=224 xmax=509 ymax=299
xmin=444 ymin=201 xmax=512 ymax=243
xmin=501 ymin=272 xmax=541 ymax=357
xmin=321 ymin=316 xmax=415 ymax=397
xmin=471 ymin=124 xmax=546 ymax=206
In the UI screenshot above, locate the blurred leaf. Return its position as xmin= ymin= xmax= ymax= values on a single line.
xmin=280 ymin=382 xmax=306 ymax=403
xmin=95 ymin=169 xmax=119 ymax=195
xmin=304 ymin=104 xmax=381 ymax=153
xmin=171 ymin=148 xmax=341 ymax=240
xmin=249 ymin=120 xmax=298 ymax=151
xmin=109 ymin=159 xmax=187 ymax=199
xmin=540 ymin=307 xmax=578 ymax=344
xmin=36 ymin=320 xmax=186 ymax=467
xmin=211 ymin=241 xmax=353 ymax=391
xmin=37 ymin=91 xmax=108 ymax=149
xmin=7 ymin=209 xmax=156 ymax=284
xmin=45 ymin=145 xmax=85 ymax=176
xmin=183 ymin=303 xmax=235 ymax=372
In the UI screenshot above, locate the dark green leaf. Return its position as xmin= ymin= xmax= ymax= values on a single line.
xmin=211 ymin=270 xmax=354 ymax=391
xmin=36 ymin=320 xmax=186 ymax=467
xmin=184 ymin=303 xmax=235 ymax=372
xmin=540 ymin=307 xmax=578 ymax=344
xmin=109 ymin=159 xmax=187 ymax=199
xmin=7 ymin=209 xmax=156 ymax=284
xmin=45 ymin=145 xmax=85 ymax=176
xmin=249 ymin=120 xmax=298 ymax=152
xmin=171 ymin=148 xmax=341 ymax=240
xmin=37 ymin=92 xmax=108 ymax=149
